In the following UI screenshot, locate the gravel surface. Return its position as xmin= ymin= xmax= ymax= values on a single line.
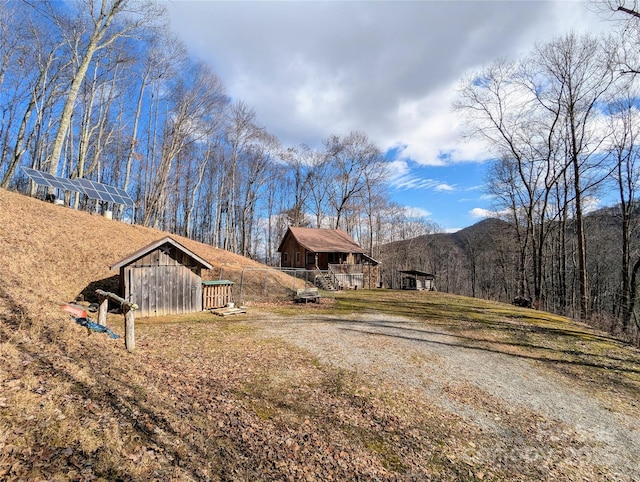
xmin=255 ymin=311 xmax=640 ymax=481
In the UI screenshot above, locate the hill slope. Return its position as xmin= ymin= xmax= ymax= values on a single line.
xmin=0 ymin=189 xmax=306 ymax=480
xmin=0 ymin=188 xmax=294 ymax=314
xmin=2 ymin=188 xmax=639 ymax=480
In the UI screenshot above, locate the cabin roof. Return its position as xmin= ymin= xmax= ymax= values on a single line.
xmin=278 ymin=227 xmax=366 ymax=254
xmin=400 ymin=269 xmax=434 ymax=278
xmin=110 ymin=236 xmax=213 ymax=271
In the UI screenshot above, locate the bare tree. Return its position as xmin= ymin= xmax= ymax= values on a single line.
xmin=455 ymin=58 xmax=566 ymax=308
xmin=605 ymin=93 xmax=640 ymax=329
xmin=0 ymin=4 xmax=68 ymax=187
xmin=280 ymin=145 xmax=315 ymax=227
xmin=307 ymin=152 xmax=331 ymax=228
xmin=533 ymin=33 xmax=617 ymax=318
xmin=456 ymin=34 xmax=618 ymax=319
xmin=31 ymin=0 xmax=165 ymax=183
xmin=143 ymin=61 xmax=226 ymax=228
xmin=324 ymin=131 xmax=383 ymax=232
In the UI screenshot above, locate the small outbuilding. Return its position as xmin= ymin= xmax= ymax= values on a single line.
xmin=400 ymin=270 xmax=435 ymax=291
xmin=110 ymin=237 xmax=213 ymax=317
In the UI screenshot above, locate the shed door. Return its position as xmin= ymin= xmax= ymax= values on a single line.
xmin=126 ymin=265 xmax=202 ymax=317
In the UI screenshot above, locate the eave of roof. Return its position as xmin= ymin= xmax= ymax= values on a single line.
xmin=110 ymin=236 xmax=214 ymax=271
xmin=400 ymin=269 xmax=434 ymax=278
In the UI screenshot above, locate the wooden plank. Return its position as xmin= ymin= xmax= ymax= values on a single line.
xmin=194 ymin=270 xmax=202 ymax=312
xmin=189 ymin=267 xmax=196 ymax=312
xmin=150 ymin=266 xmax=158 ymax=317
xmin=182 ymin=266 xmax=188 ymax=312
xmin=203 ymin=283 xmax=233 ymax=310
xmin=91 ymin=290 xmax=138 ymax=351
xmin=210 ymin=307 xmax=246 ymax=316
xmin=294 ymin=287 xmax=320 ymax=303
xmin=150 ymin=248 xmax=160 ymax=266
xmin=135 ymin=267 xmax=148 ymax=317
xmin=98 ymin=298 xmax=108 ymax=326
xmin=165 ymin=266 xmax=171 ymax=315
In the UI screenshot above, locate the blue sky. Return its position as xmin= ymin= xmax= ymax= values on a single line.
xmin=388 ymin=159 xmax=491 ymax=231
xmin=166 ymin=1 xmax=609 ymax=232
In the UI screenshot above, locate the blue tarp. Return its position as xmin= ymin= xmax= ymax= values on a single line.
xmin=74 ymin=317 xmax=120 ymax=339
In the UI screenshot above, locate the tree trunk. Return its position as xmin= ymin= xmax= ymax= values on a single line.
xmin=46 ymin=0 xmax=126 ymax=180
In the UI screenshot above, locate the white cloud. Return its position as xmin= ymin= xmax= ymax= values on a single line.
xmin=469 ymin=208 xmax=494 ymax=219
xmin=470 ymin=207 xmax=512 ymax=219
xmin=385 ymin=158 xmax=457 ymax=193
xmin=167 ymin=1 xmax=604 ymax=162
xmin=166 ymin=1 xmax=609 ymax=230
xmin=435 ymin=183 xmax=456 ymax=192
xmin=583 ymin=196 xmax=602 ymax=214
xmin=403 ymin=206 xmax=432 ymax=219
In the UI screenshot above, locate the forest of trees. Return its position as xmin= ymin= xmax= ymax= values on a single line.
xmin=3 ymin=0 xmax=640 ymax=341
xmin=381 ymin=1 xmax=640 ymax=343
xmin=0 ymin=0 xmax=433 ymax=265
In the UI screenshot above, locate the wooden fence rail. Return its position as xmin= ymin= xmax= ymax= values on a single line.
xmin=96 ymin=289 xmax=138 ymax=352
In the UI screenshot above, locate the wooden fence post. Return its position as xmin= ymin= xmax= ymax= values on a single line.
xmin=123 ymin=306 xmax=135 ymax=352
xmin=97 ymin=297 xmax=108 ymax=326
xmin=95 ymin=289 xmax=138 ymax=352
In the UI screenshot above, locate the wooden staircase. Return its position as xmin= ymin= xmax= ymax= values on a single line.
xmin=314 ymin=269 xmax=338 ymax=291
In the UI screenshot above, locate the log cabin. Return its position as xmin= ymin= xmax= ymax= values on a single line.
xmin=277 ymin=227 xmax=379 ymax=289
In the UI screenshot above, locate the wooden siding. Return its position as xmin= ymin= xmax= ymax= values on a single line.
xmin=202 ymin=282 xmax=234 ymax=310
xmin=119 ymin=242 xmax=205 ymax=317
xmin=124 ymin=265 xmax=202 ymax=317
xmin=280 ymin=234 xmax=306 ymax=268
xmin=330 ymin=263 xmax=379 ymax=289
xmin=278 ymin=228 xmax=376 ymax=273
xmin=126 ymin=244 xmax=201 ymax=270
xmin=281 ymin=238 xmax=358 ymax=270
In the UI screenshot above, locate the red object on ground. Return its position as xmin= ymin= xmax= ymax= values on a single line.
xmin=60 ymin=303 xmax=89 ymax=319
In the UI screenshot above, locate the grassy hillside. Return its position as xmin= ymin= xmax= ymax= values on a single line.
xmin=0 ymin=189 xmax=300 ymax=479
xmin=0 ymin=189 xmax=297 ymax=310
xmin=1 ymin=188 xmax=639 ymax=481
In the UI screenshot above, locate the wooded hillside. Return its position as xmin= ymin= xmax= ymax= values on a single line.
xmin=2 ymin=186 xmax=639 ymax=481
xmin=378 ymin=214 xmax=640 ymax=346
xmin=0 ymin=1 xmax=432 ymax=269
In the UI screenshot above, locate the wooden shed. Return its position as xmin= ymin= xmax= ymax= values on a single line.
xmin=110 ymin=237 xmax=213 ymax=317
xmin=400 ymin=270 xmax=435 ymax=291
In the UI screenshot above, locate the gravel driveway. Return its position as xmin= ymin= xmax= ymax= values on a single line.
xmin=255 ymin=311 xmax=640 ymax=481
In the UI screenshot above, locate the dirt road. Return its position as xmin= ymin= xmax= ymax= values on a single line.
xmin=256 ymin=312 xmax=640 ymax=481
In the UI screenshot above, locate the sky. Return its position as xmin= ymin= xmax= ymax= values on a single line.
xmin=166 ymin=0 xmax=611 ymax=232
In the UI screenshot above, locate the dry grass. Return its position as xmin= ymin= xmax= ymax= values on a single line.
xmin=334 ymin=290 xmax=640 ymax=419
xmin=1 ymin=188 xmax=640 ymax=480
xmin=0 ymin=188 xmax=295 ymax=308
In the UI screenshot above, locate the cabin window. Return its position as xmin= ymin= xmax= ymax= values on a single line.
xmin=295 ymin=252 xmax=300 ymax=263
xmin=306 ymin=252 xmax=315 ymax=265
xmin=282 ymin=252 xmax=288 ymax=264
